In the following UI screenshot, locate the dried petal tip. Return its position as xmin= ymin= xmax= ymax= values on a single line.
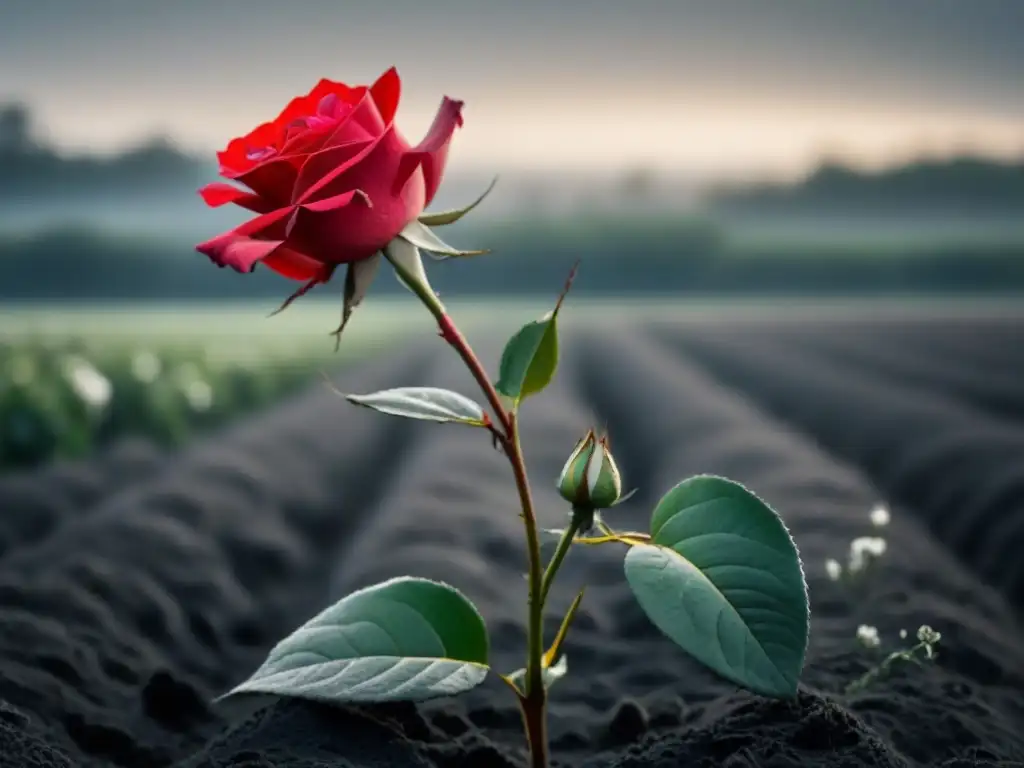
xmin=557 ymin=429 xmax=623 ymax=511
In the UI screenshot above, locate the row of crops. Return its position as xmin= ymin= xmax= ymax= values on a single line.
xmin=0 ymin=338 xmax=341 ymax=470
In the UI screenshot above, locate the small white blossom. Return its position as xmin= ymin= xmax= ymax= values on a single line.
xmin=131 ymin=351 xmax=162 ymax=383
xmin=870 ymin=503 xmax=891 ymax=528
xmin=917 ymin=625 xmax=941 ymax=646
xmin=64 ymin=356 xmax=112 ymax=410
xmin=848 ymin=536 xmax=887 ymax=573
xmin=899 ymin=628 xmax=908 ymax=640
xmin=825 ymin=558 xmax=843 ymax=581
xmin=856 ymin=624 xmax=881 ymax=649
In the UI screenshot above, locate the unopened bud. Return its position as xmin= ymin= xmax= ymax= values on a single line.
xmin=557 ymin=429 xmax=623 ymax=511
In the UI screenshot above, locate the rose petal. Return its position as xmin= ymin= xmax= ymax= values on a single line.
xmin=322 ymin=90 xmax=384 ymax=150
xmin=217 ymin=122 xmax=284 ymax=175
xmin=278 ymin=124 xmax=335 ymax=158
xmin=369 ymin=66 xmax=401 ymax=126
xmin=292 ymin=126 xmax=426 ymax=254
xmin=286 ymin=189 xmax=382 ymax=264
xmin=292 ymin=138 xmax=378 ymax=204
xmin=196 ymin=206 xmax=295 ymax=273
xmin=261 ymin=247 xmax=329 ymax=281
xmin=198 ymin=183 xmax=277 ymax=214
xmin=318 ymin=93 xmax=340 ymax=117
xmin=394 ymin=97 xmax=464 ymax=205
xmin=271 ymin=79 xmax=358 ymax=132
xmin=227 ymin=157 xmax=299 ymax=206
xmin=216 ymin=78 xmax=366 ymax=176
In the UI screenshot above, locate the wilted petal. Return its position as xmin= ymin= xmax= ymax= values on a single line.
xmin=393 ymin=97 xmax=464 ymax=205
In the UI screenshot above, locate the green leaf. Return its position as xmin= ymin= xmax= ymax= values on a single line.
xmin=417 ymin=176 xmax=498 ymax=227
xmin=218 ymin=577 xmax=489 ymax=704
xmin=399 ymin=220 xmax=490 ymax=260
xmin=341 ymin=386 xmax=488 ymax=427
xmin=494 ymin=262 xmax=579 ymax=406
xmin=624 ymin=475 xmax=809 ymax=698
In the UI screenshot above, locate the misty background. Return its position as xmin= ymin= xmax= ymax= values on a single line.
xmin=2 ymin=0 xmax=1024 ymax=299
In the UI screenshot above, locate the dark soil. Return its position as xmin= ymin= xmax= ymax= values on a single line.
xmin=1 ymin=310 xmax=1022 ymax=767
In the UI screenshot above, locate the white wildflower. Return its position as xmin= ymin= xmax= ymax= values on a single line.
xmin=899 ymin=628 xmax=907 ymax=640
xmin=870 ymin=503 xmax=891 ymax=528
xmin=917 ymin=625 xmax=941 ymax=646
xmin=856 ymin=624 xmax=881 ymax=649
xmin=825 ymin=558 xmax=843 ymax=581
xmin=848 ymin=536 xmax=887 ymax=573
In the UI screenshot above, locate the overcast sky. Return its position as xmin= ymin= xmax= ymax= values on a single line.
xmin=2 ymin=0 xmax=1022 ymax=179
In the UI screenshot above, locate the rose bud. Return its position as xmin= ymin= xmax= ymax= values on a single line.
xmin=557 ymin=429 xmax=623 ymax=512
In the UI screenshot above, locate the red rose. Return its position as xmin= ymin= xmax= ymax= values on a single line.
xmin=196 ymin=67 xmax=475 ymax=335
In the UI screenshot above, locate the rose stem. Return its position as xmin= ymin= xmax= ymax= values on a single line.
xmin=539 ymin=507 xmax=588 ymax=608
xmin=388 ymin=255 xmax=550 ymax=767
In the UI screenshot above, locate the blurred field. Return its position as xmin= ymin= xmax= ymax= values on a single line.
xmin=0 ymin=302 xmax=397 ymax=470
xmin=0 ymin=340 xmax=324 ymax=470
xmin=3 ymin=296 xmax=1020 ymax=472
xmin=0 ymin=297 xmax=544 ymax=470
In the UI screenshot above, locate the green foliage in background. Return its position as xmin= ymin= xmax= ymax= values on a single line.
xmin=0 ymin=338 xmax=333 ymax=470
xmin=3 ymin=216 xmax=1024 ymax=302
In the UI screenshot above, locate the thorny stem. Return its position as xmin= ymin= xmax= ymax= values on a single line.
xmin=390 ymin=256 xmax=549 ymax=766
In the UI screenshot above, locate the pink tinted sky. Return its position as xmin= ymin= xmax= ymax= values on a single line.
xmin=1 ymin=0 xmax=1022 ymax=181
